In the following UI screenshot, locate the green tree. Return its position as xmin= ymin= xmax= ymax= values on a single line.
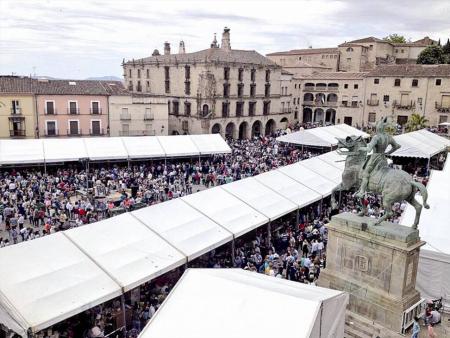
xmin=406 ymin=113 xmax=429 ymax=132
xmin=383 ymin=34 xmax=406 ymax=43
xmin=417 ymin=45 xmax=446 ymax=64
xmin=443 ymin=38 xmax=450 ymax=54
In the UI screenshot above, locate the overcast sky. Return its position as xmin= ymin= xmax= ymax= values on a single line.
xmin=1 ymin=0 xmax=449 ymax=79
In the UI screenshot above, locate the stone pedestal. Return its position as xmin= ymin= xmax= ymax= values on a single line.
xmin=318 ymin=212 xmax=425 ymax=333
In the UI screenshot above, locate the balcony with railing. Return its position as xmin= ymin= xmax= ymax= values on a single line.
xmin=90 ymin=128 xmax=105 ymax=136
xmin=144 ymin=112 xmax=154 ymax=120
xmin=45 ymin=130 xmax=59 ymax=137
xmin=67 ymin=108 xmax=80 ymax=115
xmin=281 ymin=108 xmax=292 ymax=114
xmin=341 ymin=102 xmax=359 ymax=108
xmin=304 ymin=84 xmax=315 ymax=91
xmin=435 ymin=102 xmax=450 ymax=113
xmin=9 ymin=129 xmax=26 ymax=137
xmin=119 ymin=130 xmax=156 ymax=136
xmin=120 ymin=112 xmax=131 ymax=120
xmin=90 ymin=108 xmax=102 ymax=115
xmin=10 ymin=107 xmax=22 ymax=115
xmin=67 ymin=129 xmax=82 ymax=136
xmin=45 ymin=108 xmax=57 ymax=115
xmin=393 ymin=100 xmax=415 ymax=110
xmin=367 ymin=99 xmax=379 ymax=106
xmin=303 ymin=100 xmax=337 ymax=107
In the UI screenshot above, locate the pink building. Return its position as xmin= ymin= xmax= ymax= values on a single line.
xmin=35 ymin=80 xmax=111 ymax=137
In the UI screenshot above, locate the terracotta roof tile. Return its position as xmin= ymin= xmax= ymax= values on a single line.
xmin=266 ymin=48 xmax=339 ymax=56
xmin=367 ymin=64 xmax=450 ymax=77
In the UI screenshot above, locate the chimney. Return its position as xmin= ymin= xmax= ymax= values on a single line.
xmin=221 ymin=27 xmax=231 ymax=51
xmin=164 ymin=42 xmax=171 ymax=55
xmin=179 ymin=40 xmax=185 ymax=54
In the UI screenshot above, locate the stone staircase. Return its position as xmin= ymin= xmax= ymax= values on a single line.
xmin=344 ymin=311 xmax=403 ymax=338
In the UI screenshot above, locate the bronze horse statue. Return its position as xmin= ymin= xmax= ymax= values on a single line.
xmin=330 ymin=135 xmax=429 ymax=229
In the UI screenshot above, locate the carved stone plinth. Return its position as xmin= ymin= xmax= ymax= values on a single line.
xmin=317 ymin=212 xmax=425 ymax=333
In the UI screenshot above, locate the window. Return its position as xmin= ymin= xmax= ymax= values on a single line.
xmin=68 ymin=101 xmax=78 ymax=114
xmin=354 ymin=84 xmax=358 ymax=89
xmin=265 ymin=69 xmax=270 ymax=82
xmin=374 ymin=78 xmax=379 ymax=84
xmin=412 ymin=79 xmax=418 ymax=87
xmin=137 ymin=80 xmax=142 ymax=92
xmin=165 ymin=80 xmax=170 ymax=93
xmin=395 ymin=49 xmax=399 ymax=53
xmin=121 ymin=124 xmax=129 ymax=136
xmin=45 ymin=101 xmax=55 ymax=115
xmin=369 ymin=45 xmax=373 ymax=50
xmin=91 ymin=101 xmax=100 ymax=114
xmin=293 ymin=98 xmax=296 ymax=105
xmin=436 ymin=79 xmax=441 ymax=86
xmin=11 ymin=100 xmax=20 ymax=114
xmin=401 ymin=49 xmax=404 ymax=53
xmin=264 ymin=83 xmax=271 ymax=98
xmin=394 ymin=79 xmax=401 ymax=87
xmin=344 ymin=84 xmax=348 ymax=89
xmin=172 ymin=101 xmax=179 ymax=116
xmin=224 ymin=67 xmax=230 ymax=80
xmin=91 ymin=121 xmax=101 ymax=135
xmin=248 ymin=102 xmax=256 ymax=116
xmin=222 ymin=102 xmax=229 ymax=117
xmin=164 ymin=66 xmax=170 ymax=79
xmin=322 ymin=55 xmax=325 ymax=59
xmin=346 ymin=47 xmax=354 ymax=52
xmin=184 ymin=102 xmax=191 ymax=116
xmin=146 ymin=69 xmax=150 ymax=78
xmin=251 ymin=69 xmax=256 ymax=82
xmin=238 ymin=68 xmax=244 ymax=82
xmin=223 ymin=84 xmax=230 ymax=98
xmin=128 ymin=81 xmax=133 ymax=91
xmin=250 ymin=84 xmax=256 ymax=97
xmin=68 ymin=120 xmax=79 ymax=135
xmin=236 ymin=101 xmax=243 ymax=116
xmin=129 ymin=69 xmax=132 ymax=77
xmin=294 ymin=84 xmax=297 ymax=89
xmin=417 ymin=98 xmax=423 ymax=105
xmin=237 ymin=83 xmax=244 ymax=98
xmin=439 ymin=115 xmax=448 ymax=124
xmin=46 ymin=121 xmax=56 ymax=136
xmin=185 ymin=66 xmax=190 ymax=80
xmin=146 ymin=81 xmax=150 ymax=92
xmin=137 ymin=69 xmax=141 ymax=78
xmin=181 ymin=121 xmax=188 ymax=131
xmin=185 ymin=81 xmax=191 ymax=95
xmin=383 ymin=95 xmax=390 ymax=102
xmin=368 ymin=112 xmax=376 ymax=123
xmin=298 ymin=56 xmax=302 ymax=60
xmin=346 ymin=58 xmax=351 ymax=62
xmin=263 ymin=101 xmax=270 ymax=115
xmin=351 ymin=96 xmax=358 ymax=107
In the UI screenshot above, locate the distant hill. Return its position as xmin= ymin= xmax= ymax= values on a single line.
xmin=86 ymin=76 xmax=122 ymax=81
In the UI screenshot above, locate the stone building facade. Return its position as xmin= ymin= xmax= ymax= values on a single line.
xmin=123 ymin=28 xmax=293 ymax=139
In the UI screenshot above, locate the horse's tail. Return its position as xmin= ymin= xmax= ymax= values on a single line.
xmin=411 ymin=181 xmax=430 ymax=209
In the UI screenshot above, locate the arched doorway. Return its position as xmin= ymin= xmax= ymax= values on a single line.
xmin=225 ymin=122 xmax=236 ymax=139
xmin=202 ymin=104 xmax=209 ymax=117
xmin=314 ymin=108 xmax=324 ymax=123
xmin=279 ymin=117 xmax=288 ymax=129
xmin=325 ymin=109 xmax=336 ymax=125
xmin=265 ymin=119 xmax=276 ymax=136
xmin=251 ymin=120 xmax=262 ymax=138
xmin=211 ymin=123 xmax=221 ymax=134
xmin=238 ymin=121 xmax=248 ymax=139
xmin=303 ymin=108 xmax=313 ymax=123
xmin=303 ymin=93 xmax=314 ymax=103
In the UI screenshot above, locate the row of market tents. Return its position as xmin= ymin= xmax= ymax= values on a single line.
xmin=0 ymin=134 xmax=231 ymax=165
xmin=0 ymin=150 xmax=345 ymax=336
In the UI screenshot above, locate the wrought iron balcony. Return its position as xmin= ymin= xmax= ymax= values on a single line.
xmin=90 ymin=108 xmax=102 ymax=115
xmin=367 ymin=99 xmax=380 ymax=106
xmin=144 ymin=112 xmax=154 ymax=120
xmin=67 ymin=129 xmax=82 ymax=136
xmin=67 ymin=108 xmax=80 ymax=115
xmin=10 ymin=107 xmax=22 ymax=115
xmin=9 ymin=130 xmax=26 ymax=137
xmin=393 ymin=100 xmax=415 ymax=110
xmin=435 ymin=102 xmax=450 ymax=113
xmin=45 ymin=130 xmax=59 ymax=137
xmin=120 ymin=113 xmax=131 ymax=120
xmin=90 ymin=128 xmax=105 ymax=136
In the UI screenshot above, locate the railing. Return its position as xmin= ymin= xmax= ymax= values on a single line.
xmin=303 ymin=100 xmax=314 ymax=106
xmin=45 ymin=130 xmax=59 ymax=137
xmin=328 ymin=86 xmax=339 ymax=91
xmin=304 ymin=85 xmax=315 ymax=90
xmin=144 ymin=113 xmax=154 ymax=120
xmin=367 ymin=99 xmax=380 ymax=106
xmin=67 ymin=108 xmax=80 ymax=115
xmin=282 ymin=108 xmax=292 ymax=113
xmin=393 ymin=100 xmax=415 ymax=109
xmin=435 ymin=102 xmax=450 ymax=112
xmin=120 ymin=113 xmax=131 ymax=120
xmin=315 ymin=85 xmax=327 ymax=91
xmin=341 ymin=102 xmax=359 ymax=108
xmin=249 ymin=111 xmax=255 ymax=117
xmin=67 ymin=129 xmax=82 ymax=136
xmin=119 ymin=130 xmax=156 ymax=136
xmin=90 ymin=128 xmax=105 ymax=136
xmin=10 ymin=108 xmax=21 ymax=115
xmin=45 ymin=108 xmax=57 ymax=115
xmin=222 ymin=112 xmax=229 ymax=118
xmin=401 ymin=298 xmax=425 ymax=334
xmin=9 ymin=130 xmax=26 ymax=137
xmin=90 ymin=108 xmax=102 ymax=114
xmin=236 ymin=111 xmax=243 ymax=117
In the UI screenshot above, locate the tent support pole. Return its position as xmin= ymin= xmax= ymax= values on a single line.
xmin=231 ymin=239 xmax=235 ymax=265
xmin=121 ymin=294 xmax=127 ymax=337
xmin=267 ymin=221 xmax=272 ymax=248
xmin=427 ymin=157 xmax=430 ymax=176
xmin=296 ymin=209 xmax=299 ymax=227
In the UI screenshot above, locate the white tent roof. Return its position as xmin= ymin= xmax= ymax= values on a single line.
xmin=0 ymin=139 xmax=45 ymax=165
xmin=84 ymin=137 xmax=129 ymax=161
xmin=189 ymin=134 xmax=232 ymax=155
xmin=156 ymin=135 xmax=199 ymax=157
xmin=279 ymin=162 xmax=338 ymax=196
xmin=0 ymin=233 xmax=122 ymax=334
xmin=254 ymin=170 xmax=322 ymax=208
xmin=43 ymin=138 xmax=88 ymax=163
xmin=64 ymin=213 xmax=186 ymax=292
xmin=391 ymin=129 xmax=450 ymax=158
xmin=299 ymin=156 xmax=343 ymax=184
xmin=181 ymin=186 xmax=268 ymax=238
xmin=221 ymin=177 xmax=298 ymax=220
xmin=121 ymin=136 xmax=166 ymax=159
xmin=276 ymin=124 xmax=369 ymax=148
xmin=316 ymin=151 xmax=346 ymax=170
xmin=132 ymin=199 xmax=233 ymax=260
xmin=138 ymin=269 xmax=348 ymax=338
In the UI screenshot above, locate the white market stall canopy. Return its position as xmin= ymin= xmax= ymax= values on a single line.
xmin=138 ymin=269 xmax=348 ymax=338
xmin=276 ymin=124 xmax=369 ymax=148
xmin=0 ymin=151 xmax=348 ymax=336
xmin=391 ymin=129 xmax=450 ymax=158
xmin=0 ymin=134 xmax=231 ymax=165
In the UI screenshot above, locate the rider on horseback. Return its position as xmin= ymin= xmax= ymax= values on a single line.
xmin=355 ymin=116 xmax=401 ymax=198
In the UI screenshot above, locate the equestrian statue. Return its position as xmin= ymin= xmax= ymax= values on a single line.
xmin=330 ymin=117 xmax=429 ymax=229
